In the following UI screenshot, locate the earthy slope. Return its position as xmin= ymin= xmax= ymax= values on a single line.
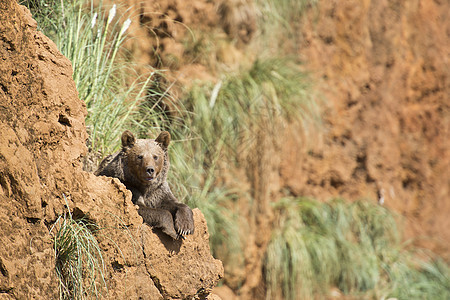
xmin=288 ymin=0 xmax=450 ymax=256
xmin=0 ymin=1 xmax=222 ymax=299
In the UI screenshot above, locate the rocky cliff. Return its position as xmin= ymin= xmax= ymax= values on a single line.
xmin=0 ymin=1 xmax=222 ymax=299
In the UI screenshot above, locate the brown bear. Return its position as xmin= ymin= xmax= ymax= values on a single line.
xmin=95 ymin=130 xmax=194 ymax=240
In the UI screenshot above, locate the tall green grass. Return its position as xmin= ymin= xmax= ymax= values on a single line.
xmin=265 ymin=198 xmax=450 ymax=299
xmin=173 ymin=57 xmax=314 ymax=181
xmin=23 ymin=0 xmax=165 ymax=156
xmin=387 ymin=256 xmax=450 ymax=299
xmin=58 ymin=0 xmax=158 ymax=155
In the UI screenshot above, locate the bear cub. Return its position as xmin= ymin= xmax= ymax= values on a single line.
xmin=95 ymin=130 xmax=194 ymax=240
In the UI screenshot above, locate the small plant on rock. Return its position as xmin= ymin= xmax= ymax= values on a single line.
xmin=50 ymin=197 xmax=107 ymax=299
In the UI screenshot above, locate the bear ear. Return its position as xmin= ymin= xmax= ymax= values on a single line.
xmin=121 ymin=130 xmax=136 ymax=149
xmin=155 ymin=131 xmax=171 ymax=150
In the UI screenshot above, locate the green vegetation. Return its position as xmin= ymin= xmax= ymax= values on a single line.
xmin=50 ymin=197 xmax=107 ymax=299
xmin=23 ymin=0 xmax=163 ymax=156
xmin=265 ymin=198 xmax=450 ymax=299
xmin=22 ymin=0 xmax=63 ymax=35
xmin=54 ymin=1 xmax=151 ymax=155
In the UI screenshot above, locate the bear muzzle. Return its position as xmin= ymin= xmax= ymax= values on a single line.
xmin=145 ymin=166 xmax=158 ymax=181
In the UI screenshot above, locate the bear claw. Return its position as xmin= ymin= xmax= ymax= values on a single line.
xmin=176 ymin=229 xmax=193 ymax=240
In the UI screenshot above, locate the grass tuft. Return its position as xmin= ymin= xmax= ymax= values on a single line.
xmin=179 ymin=57 xmax=315 ymax=168
xmin=23 ymin=0 xmax=163 ymax=157
xmin=55 ymin=0 xmax=153 ymax=156
xmin=264 ymin=198 xmax=450 ymax=299
xmin=50 ymin=197 xmax=107 ymax=299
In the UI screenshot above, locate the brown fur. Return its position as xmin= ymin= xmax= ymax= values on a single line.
xmin=95 ymin=130 xmax=194 ymax=239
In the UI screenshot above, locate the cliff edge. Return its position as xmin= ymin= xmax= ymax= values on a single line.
xmin=0 ymin=1 xmax=223 ymax=299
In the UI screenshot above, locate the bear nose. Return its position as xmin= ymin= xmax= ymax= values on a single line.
xmin=146 ymin=167 xmax=155 ymax=176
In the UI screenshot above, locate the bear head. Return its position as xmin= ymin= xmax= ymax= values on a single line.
xmin=121 ymin=130 xmax=170 ymax=187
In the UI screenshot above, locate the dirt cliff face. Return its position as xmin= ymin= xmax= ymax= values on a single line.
xmin=284 ymin=0 xmax=450 ymax=257
xmin=0 ymin=1 xmax=222 ymax=299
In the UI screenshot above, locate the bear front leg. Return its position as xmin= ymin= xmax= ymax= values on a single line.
xmin=138 ymin=206 xmax=178 ymax=240
xmin=174 ymin=204 xmax=195 ymax=239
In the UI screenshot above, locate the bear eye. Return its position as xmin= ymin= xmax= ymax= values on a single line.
xmin=137 ymin=155 xmax=143 ymax=160
xmin=153 ymin=155 xmax=159 ymax=161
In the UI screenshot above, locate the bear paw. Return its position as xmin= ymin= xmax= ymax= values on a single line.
xmin=174 ymin=206 xmax=195 ymax=239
